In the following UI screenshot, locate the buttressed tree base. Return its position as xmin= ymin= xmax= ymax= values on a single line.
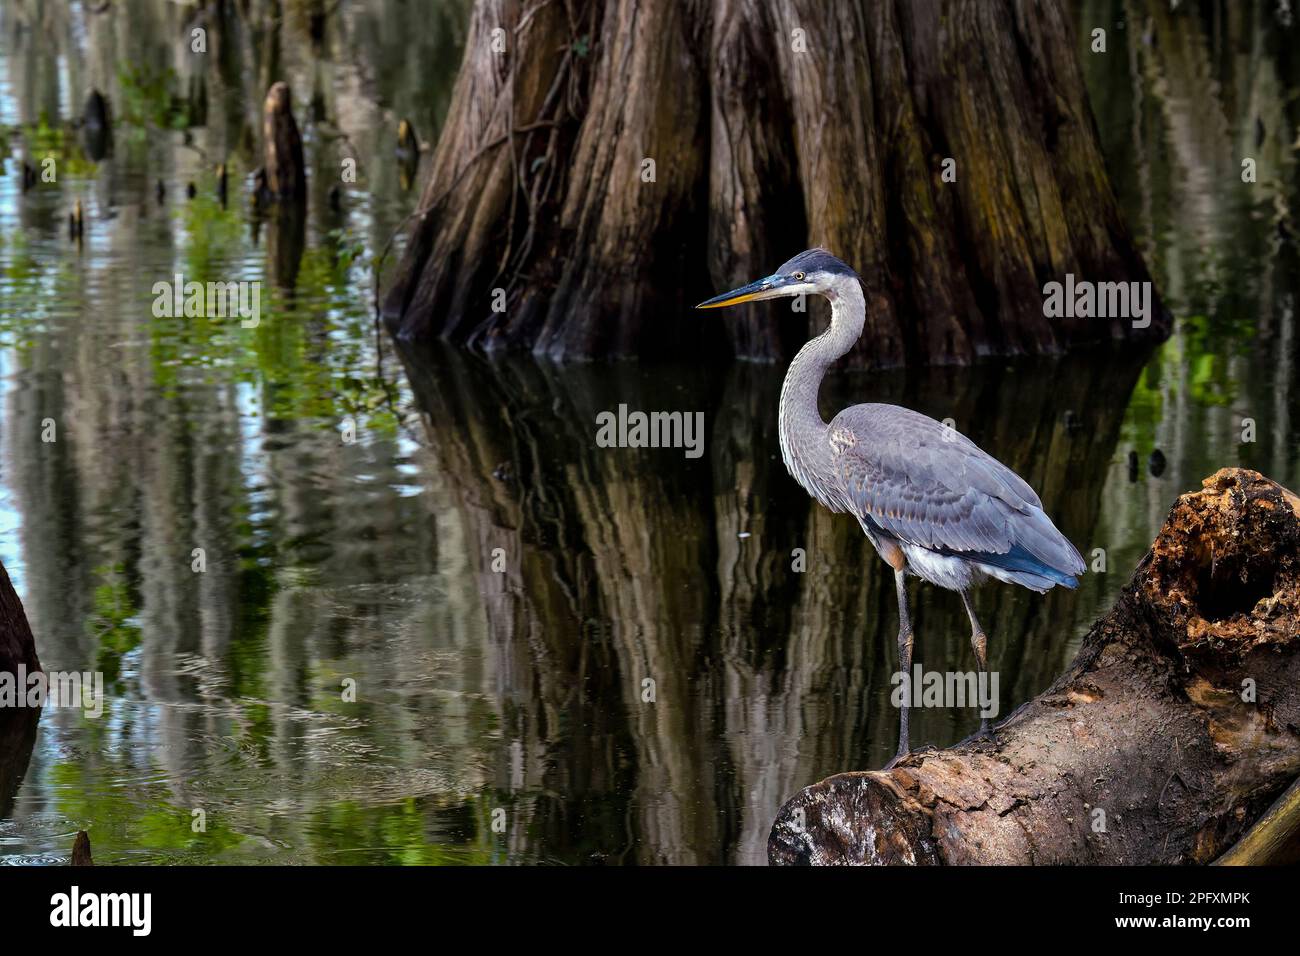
xmin=384 ymin=0 xmax=1168 ymax=365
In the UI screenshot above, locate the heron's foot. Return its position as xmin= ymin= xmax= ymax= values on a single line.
xmin=971 ymin=720 xmax=1000 ymax=748
xmin=882 ymin=743 xmax=937 ymax=770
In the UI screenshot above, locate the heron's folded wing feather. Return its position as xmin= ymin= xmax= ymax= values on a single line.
xmin=830 ymin=404 xmax=1081 ymax=575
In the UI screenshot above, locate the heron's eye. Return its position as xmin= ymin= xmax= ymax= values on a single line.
xmin=793 ymin=272 xmax=805 ymax=280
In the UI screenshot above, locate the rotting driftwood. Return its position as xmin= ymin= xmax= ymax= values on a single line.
xmin=769 ymin=468 xmax=1300 ymax=865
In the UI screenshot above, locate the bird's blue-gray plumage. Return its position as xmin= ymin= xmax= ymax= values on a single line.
xmin=777 ymin=248 xmax=859 ymax=278
xmin=831 ymin=404 xmax=1084 ymax=592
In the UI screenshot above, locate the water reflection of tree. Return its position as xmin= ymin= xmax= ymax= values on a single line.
xmin=1081 ymin=0 xmax=1300 ymax=584
xmin=1 ymin=0 xmax=468 ymax=257
xmin=399 ymin=344 xmax=1140 ymax=863
xmin=0 ymin=0 xmax=482 ymax=863
xmin=1 ymin=277 xmax=461 ymax=861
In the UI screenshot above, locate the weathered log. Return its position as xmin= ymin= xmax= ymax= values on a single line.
xmin=0 ymin=559 xmax=37 ymax=677
xmin=384 ymin=0 xmax=1167 ymax=365
xmin=0 ymin=558 xmax=39 ymax=823
xmin=1214 ymin=775 xmax=1300 ymax=866
xmin=0 ymin=708 xmax=36 ymax=821
xmin=768 ymin=469 xmax=1300 ymax=865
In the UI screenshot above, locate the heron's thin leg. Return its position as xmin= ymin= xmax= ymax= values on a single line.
xmin=960 ymin=589 xmax=993 ymax=739
xmin=894 ymin=568 xmax=914 ymax=759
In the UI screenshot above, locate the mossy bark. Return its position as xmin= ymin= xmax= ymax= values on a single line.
xmin=384 ymin=0 xmax=1168 ymax=365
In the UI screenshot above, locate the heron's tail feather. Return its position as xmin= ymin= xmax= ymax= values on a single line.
xmin=1008 ymin=506 xmax=1086 ymax=581
xmin=972 ymin=543 xmax=1081 ymax=592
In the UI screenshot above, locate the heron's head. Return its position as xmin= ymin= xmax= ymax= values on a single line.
xmin=695 ymin=248 xmax=859 ymax=309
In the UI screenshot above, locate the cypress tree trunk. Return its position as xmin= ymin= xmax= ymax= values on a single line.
xmin=383 ymin=0 xmax=1168 ymax=365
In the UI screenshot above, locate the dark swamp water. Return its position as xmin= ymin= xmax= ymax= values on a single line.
xmin=0 ymin=1 xmax=1297 ymax=864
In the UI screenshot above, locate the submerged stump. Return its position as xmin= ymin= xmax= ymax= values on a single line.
xmin=769 ymin=468 xmax=1300 ymax=865
xmin=261 ymin=81 xmax=306 ymax=204
xmin=71 ymin=830 xmax=93 ymax=866
xmin=257 ymin=82 xmax=307 ymax=291
xmin=81 ymin=88 xmax=112 ymax=162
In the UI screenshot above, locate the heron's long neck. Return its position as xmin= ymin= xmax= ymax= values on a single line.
xmin=778 ymin=277 xmax=865 ymax=502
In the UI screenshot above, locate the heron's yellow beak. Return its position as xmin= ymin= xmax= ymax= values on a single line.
xmin=695 ymin=275 xmax=785 ymax=309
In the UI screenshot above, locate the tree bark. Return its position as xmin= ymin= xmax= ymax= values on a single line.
xmin=383 ymin=0 xmax=1168 ymax=365
xmin=768 ymin=469 xmax=1300 ymax=865
xmin=0 ymin=559 xmax=37 ymax=678
xmin=0 ymin=559 xmax=39 ymax=824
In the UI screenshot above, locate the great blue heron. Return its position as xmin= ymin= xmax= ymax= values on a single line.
xmin=697 ymin=248 xmax=1084 ymax=764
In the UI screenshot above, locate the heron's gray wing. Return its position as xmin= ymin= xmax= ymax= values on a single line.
xmin=831 ymin=404 xmax=1081 ymax=574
